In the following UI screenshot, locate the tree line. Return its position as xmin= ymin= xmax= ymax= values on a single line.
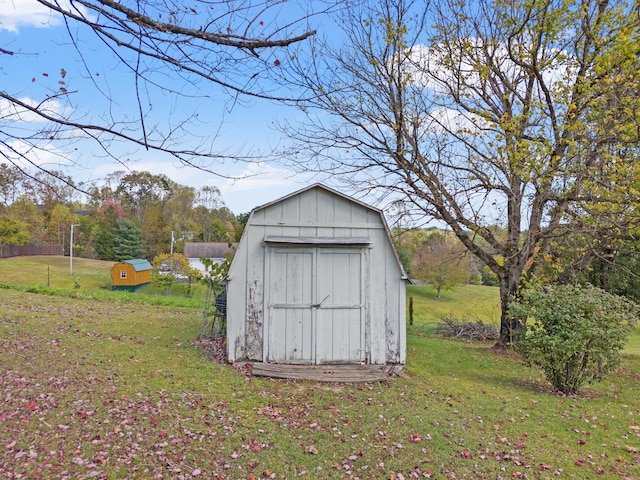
xmin=395 ymin=226 xmax=640 ymax=307
xmin=0 ymin=164 xmax=245 ymax=261
xmin=2 ymin=156 xmax=638 ymax=310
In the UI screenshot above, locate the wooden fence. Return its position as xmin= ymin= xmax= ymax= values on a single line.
xmin=0 ymin=244 xmax=64 ymax=259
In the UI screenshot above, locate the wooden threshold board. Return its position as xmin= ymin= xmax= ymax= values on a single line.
xmin=248 ymin=363 xmax=388 ymax=383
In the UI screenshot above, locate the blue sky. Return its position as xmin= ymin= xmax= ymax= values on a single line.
xmin=0 ymin=0 xmax=325 ymax=214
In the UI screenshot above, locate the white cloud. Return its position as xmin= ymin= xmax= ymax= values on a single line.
xmin=0 ymin=138 xmax=73 ymax=169
xmin=0 ymin=96 xmax=64 ymax=122
xmin=221 ymin=162 xmax=300 ymax=191
xmin=0 ymin=0 xmax=93 ymax=32
xmin=427 ymin=106 xmax=485 ymax=134
xmin=218 ymin=162 xmax=314 ymax=212
xmin=163 ymin=160 xmax=314 ymax=214
xmin=0 ymin=0 xmax=63 ymax=32
xmin=409 ymin=40 xmax=576 ymax=103
xmin=76 ymin=157 xmax=312 ymax=214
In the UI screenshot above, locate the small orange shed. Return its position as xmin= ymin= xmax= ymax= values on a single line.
xmin=111 ymin=259 xmax=152 ymax=291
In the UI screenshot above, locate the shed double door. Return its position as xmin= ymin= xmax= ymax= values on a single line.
xmin=266 ymin=247 xmax=366 ymax=364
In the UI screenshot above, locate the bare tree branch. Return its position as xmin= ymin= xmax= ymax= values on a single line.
xmin=1 ymin=0 xmax=324 ymax=193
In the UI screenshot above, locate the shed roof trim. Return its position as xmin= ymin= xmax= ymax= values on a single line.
xmin=254 ymin=183 xmax=382 ymax=214
xmin=121 ymin=259 xmax=152 ymax=272
xmin=263 ymin=235 xmax=372 ymax=245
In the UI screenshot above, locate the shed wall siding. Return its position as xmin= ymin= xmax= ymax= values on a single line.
xmin=111 ymin=265 xmax=152 ymax=287
xmin=245 ymin=223 xmax=265 ymax=360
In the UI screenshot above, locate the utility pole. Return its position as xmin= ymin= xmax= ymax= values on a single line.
xmin=171 ymin=230 xmax=175 ymax=254
xmin=70 ymin=224 xmax=80 ymax=275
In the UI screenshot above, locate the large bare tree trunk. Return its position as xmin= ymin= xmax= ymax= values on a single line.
xmin=498 ymin=271 xmax=526 ymax=347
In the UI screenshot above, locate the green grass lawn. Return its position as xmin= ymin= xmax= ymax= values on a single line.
xmin=0 ymin=255 xmax=208 ymax=307
xmin=0 ymin=255 xmax=113 ymax=290
xmin=1 ymin=259 xmax=639 ymax=478
xmin=407 ymin=284 xmax=502 ymax=327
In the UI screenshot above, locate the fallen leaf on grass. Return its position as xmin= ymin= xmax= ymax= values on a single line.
xmin=460 ymin=450 xmax=473 ymax=459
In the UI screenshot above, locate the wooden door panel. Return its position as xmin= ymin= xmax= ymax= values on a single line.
xmin=267 ymin=249 xmax=313 ymax=363
xmin=316 ymin=250 xmax=364 ymax=363
xmin=267 ymin=247 xmax=366 ymax=364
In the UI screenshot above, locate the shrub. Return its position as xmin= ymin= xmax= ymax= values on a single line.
xmin=151 ymin=271 xmax=176 ymax=295
xmin=509 ymin=284 xmax=639 ymax=394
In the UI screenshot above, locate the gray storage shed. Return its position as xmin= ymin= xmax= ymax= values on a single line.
xmin=226 ymin=184 xmax=408 ymax=372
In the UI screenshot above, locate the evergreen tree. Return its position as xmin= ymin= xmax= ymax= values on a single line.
xmin=113 ymin=218 xmax=144 ymax=261
xmin=93 ymin=227 xmax=116 ymax=261
xmin=93 ymin=204 xmax=120 ymax=261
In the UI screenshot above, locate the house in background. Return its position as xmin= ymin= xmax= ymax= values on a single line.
xmin=226 ymin=184 xmax=409 ymax=375
xmin=111 ymin=258 xmax=152 ymax=291
xmin=183 ymin=242 xmax=237 ymax=274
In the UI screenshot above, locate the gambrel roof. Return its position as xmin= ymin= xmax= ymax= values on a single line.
xmin=251 ymin=183 xmax=407 ymax=279
xmin=122 ymin=258 xmax=152 ymax=272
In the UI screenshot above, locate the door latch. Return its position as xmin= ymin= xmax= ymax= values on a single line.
xmin=312 ymin=295 xmax=330 ymax=309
